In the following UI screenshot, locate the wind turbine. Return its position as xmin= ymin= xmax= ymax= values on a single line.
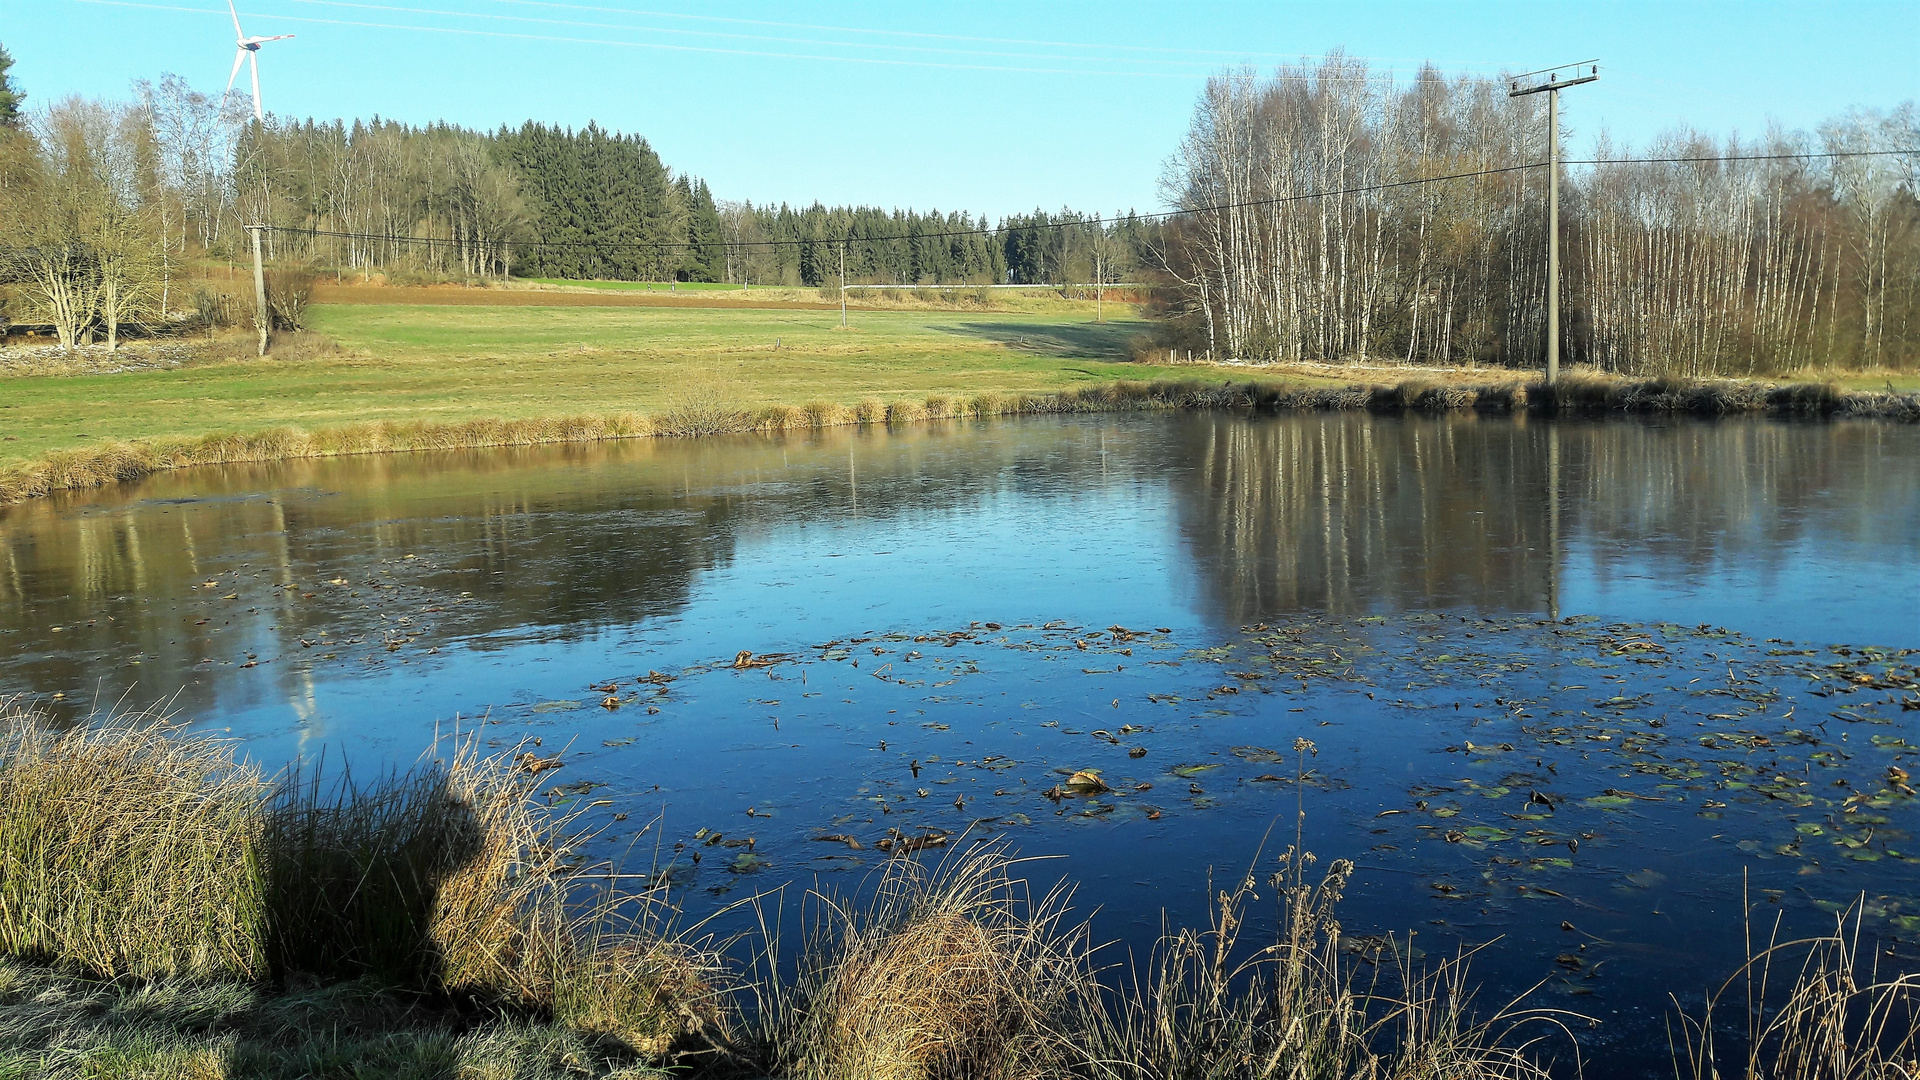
xmin=225 ymin=0 xmax=293 ymax=121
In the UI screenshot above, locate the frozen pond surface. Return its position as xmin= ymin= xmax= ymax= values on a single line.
xmin=3 ymin=411 xmax=1916 ymax=1076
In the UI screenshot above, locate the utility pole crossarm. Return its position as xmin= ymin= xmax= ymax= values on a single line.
xmin=1507 ymin=60 xmax=1599 ymax=96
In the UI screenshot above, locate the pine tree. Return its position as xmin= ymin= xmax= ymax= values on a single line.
xmin=0 ymin=43 xmax=24 ymax=127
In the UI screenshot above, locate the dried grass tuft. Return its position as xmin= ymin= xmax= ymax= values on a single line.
xmin=762 ymin=844 xmax=1088 ymax=1080
xmin=654 ymin=375 xmax=751 ymax=438
xmin=800 ymin=400 xmax=846 ymax=428
xmin=0 ymin=706 xmax=269 ymax=981
xmin=885 ymin=400 xmax=927 ymax=426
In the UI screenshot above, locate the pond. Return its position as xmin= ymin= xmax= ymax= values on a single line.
xmin=2 ymin=410 xmax=1916 ymax=1076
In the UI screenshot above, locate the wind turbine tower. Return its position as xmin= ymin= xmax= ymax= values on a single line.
xmin=226 ymin=0 xmax=294 ymax=121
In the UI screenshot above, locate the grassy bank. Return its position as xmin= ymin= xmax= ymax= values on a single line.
xmin=2 ymin=301 xmax=1914 ymax=506
xmin=3 ymin=370 xmax=1915 ymax=507
xmin=4 ymin=711 xmax=1914 ymax=1079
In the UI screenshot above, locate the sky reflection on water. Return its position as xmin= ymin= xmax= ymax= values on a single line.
xmin=2 ymin=411 xmax=1915 ymax=1077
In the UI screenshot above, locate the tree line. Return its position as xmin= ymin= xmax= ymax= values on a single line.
xmin=1160 ymin=53 xmax=1920 ymax=373
xmin=7 ymin=41 xmax=1913 ymax=374
xmin=0 ymin=49 xmax=1155 ymax=349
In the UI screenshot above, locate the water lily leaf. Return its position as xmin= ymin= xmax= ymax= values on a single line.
xmin=1171 ymin=763 xmax=1222 ymax=778
xmin=1231 ymin=746 xmax=1285 ymax=763
xmin=529 ymin=700 xmax=580 ymax=713
xmin=729 ymin=852 xmax=769 ymax=874
xmin=1624 ymin=869 xmax=1667 ymax=888
xmin=1582 ymin=795 xmax=1635 ymax=809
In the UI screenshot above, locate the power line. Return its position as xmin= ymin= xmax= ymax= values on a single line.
xmin=276 ymin=0 xmax=1242 ymax=69
xmin=78 ymin=0 xmax=1528 ymax=80
xmin=282 ymin=0 xmax=1485 ymax=73
xmin=1565 ymin=150 xmax=1919 ymax=165
xmin=259 ymin=146 xmax=1919 ymax=258
xmin=481 ymin=0 xmax=1525 ymax=67
xmin=71 ymin=0 xmax=1218 ymax=77
xmin=261 ymin=161 xmax=1551 ymax=257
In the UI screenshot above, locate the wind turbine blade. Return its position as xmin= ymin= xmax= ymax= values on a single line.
xmin=227 ymin=0 xmax=244 ymax=39
xmin=249 ymin=50 xmax=262 ymax=120
xmin=227 ymin=48 xmax=247 ymax=94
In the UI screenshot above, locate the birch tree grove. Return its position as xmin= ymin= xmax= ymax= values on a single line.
xmin=1162 ymin=57 xmax=1920 ymax=374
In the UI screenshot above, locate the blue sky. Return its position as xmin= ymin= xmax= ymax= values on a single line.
xmin=9 ymin=1 xmax=1917 ymax=217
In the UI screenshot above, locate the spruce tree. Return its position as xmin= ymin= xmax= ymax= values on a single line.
xmin=0 ymin=43 xmax=24 ymax=127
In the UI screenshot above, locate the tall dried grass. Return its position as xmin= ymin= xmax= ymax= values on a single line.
xmin=653 ymin=374 xmax=752 ymax=438
xmin=1081 ymin=740 xmax=1573 ymax=1080
xmin=757 ymin=844 xmax=1088 ymax=1080
xmin=0 ymin=710 xmax=269 ymax=981
xmin=0 ymin=703 xmax=723 ymax=1061
xmin=1671 ymin=896 xmax=1920 ymax=1080
xmin=885 ymin=400 xmax=928 ymax=426
xmin=1083 ymin=850 xmax=1570 ymax=1080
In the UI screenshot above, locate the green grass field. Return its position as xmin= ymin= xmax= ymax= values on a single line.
xmin=522 ymin=277 xmax=748 ymax=291
xmin=0 ymin=304 xmax=1155 ymax=464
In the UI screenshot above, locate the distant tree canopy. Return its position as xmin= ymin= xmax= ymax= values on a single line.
xmin=199 ymin=108 xmax=1145 ymax=286
xmin=1162 ymin=56 xmax=1920 ymax=374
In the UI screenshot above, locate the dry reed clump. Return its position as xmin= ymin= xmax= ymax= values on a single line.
xmin=0 ymin=704 xmax=724 ymax=1065
xmin=885 ymin=400 xmax=927 ymax=426
xmin=1671 ymin=900 xmax=1920 ymax=1080
xmin=0 ymin=708 xmax=270 ymax=981
xmin=756 ymin=404 xmax=807 ymax=432
xmin=850 ymin=399 xmax=887 ymax=425
xmin=799 ymin=400 xmax=847 ymax=428
xmin=1393 ymin=381 xmax=1481 ymax=411
xmin=1473 ymin=383 xmax=1530 ymax=412
xmin=968 ymin=392 xmax=1008 ymax=418
xmin=655 ymin=375 xmax=752 ymax=438
xmin=761 ymin=845 xmax=1088 ymax=1080
xmin=921 ymin=395 xmax=956 ymax=419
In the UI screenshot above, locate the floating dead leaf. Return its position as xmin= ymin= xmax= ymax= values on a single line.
xmin=875 ymin=829 xmax=949 ymax=854
xmin=1065 ymin=769 xmax=1110 ymax=794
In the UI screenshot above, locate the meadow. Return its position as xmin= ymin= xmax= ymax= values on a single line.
xmin=0 ymin=302 xmax=1158 ymax=466
xmin=2 ymin=295 xmax=1912 ymax=508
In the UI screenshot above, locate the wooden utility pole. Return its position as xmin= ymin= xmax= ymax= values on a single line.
xmin=246 ymin=223 xmax=270 ymax=356
xmin=1510 ymin=61 xmax=1597 ymax=386
xmin=1094 ymin=214 xmax=1104 ymax=324
xmin=839 ymin=238 xmax=848 ymax=328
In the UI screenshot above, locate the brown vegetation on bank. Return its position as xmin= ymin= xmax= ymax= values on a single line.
xmin=0 ymin=710 xmax=725 ymax=1062
xmin=3 ymin=374 xmax=1915 ymax=507
xmin=3 ymin=708 xmax=1917 ymax=1077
